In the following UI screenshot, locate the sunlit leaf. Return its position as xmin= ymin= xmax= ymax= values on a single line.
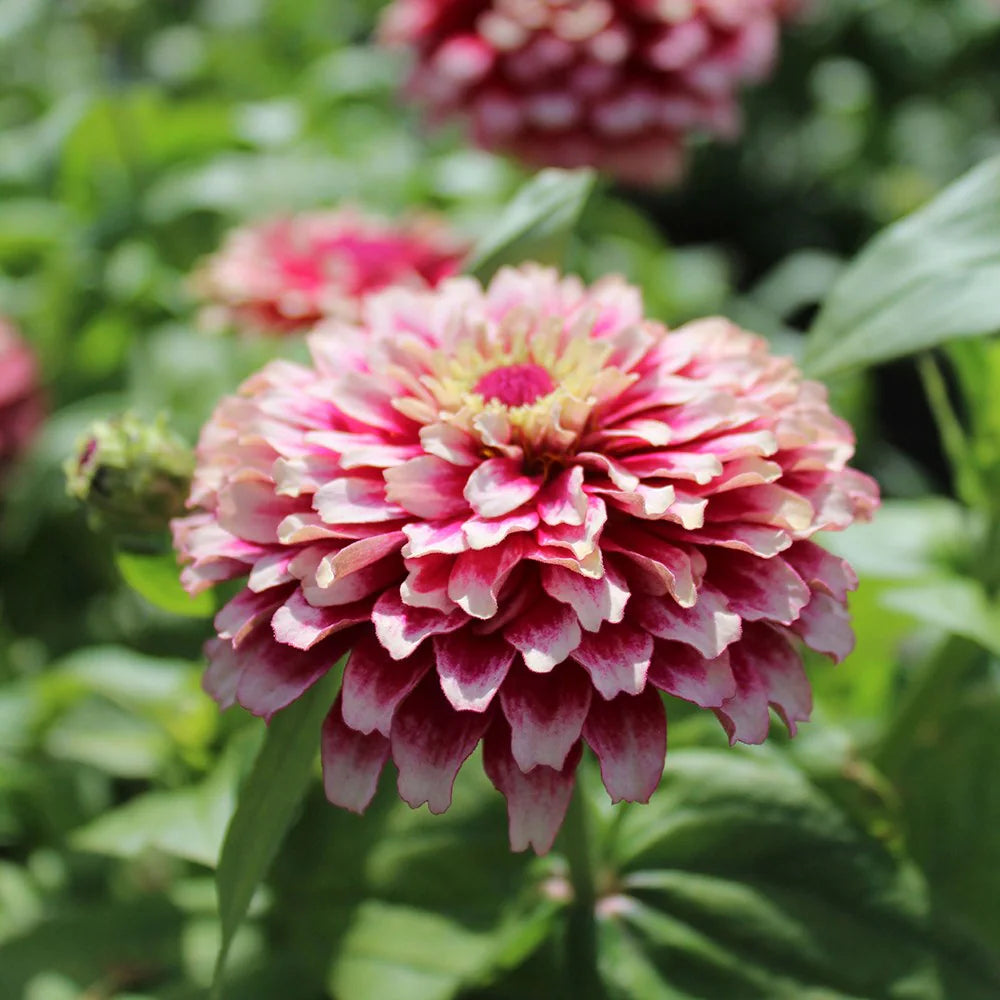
xmin=116 ymin=550 xmax=215 ymax=618
xmin=804 ymin=154 xmax=1000 ymax=377
xmin=466 ymin=168 xmax=597 ymax=283
xmin=211 ymin=664 xmax=343 ymax=993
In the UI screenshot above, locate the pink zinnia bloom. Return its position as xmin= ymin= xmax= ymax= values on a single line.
xmin=0 ymin=319 xmax=43 ymax=480
xmin=193 ymin=208 xmax=468 ymax=336
xmin=381 ymin=0 xmax=798 ymax=185
xmin=174 ymin=265 xmax=877 ymax=854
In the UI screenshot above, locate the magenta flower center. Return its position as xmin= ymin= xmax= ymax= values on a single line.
xmin=473 ymin=363 xmax=556 ymax=407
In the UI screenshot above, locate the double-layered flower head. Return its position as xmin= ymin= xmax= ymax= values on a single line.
xmin=193 ymin=208 xmax=467 ymax=336
xmin=174 ymin=265 xmax=877 ymax=853
xmin=0 ymin=319 xmax=43 ymax=481
xmin=382 ymin=0 xmax=798 ymax=185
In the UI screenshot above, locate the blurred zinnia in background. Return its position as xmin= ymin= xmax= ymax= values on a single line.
xmin=173 ymin=265 xmax=877 ymax=854
xmin=0 ymin=319 xmax=43 ymax=484
xmin=382 ymin=0 xmax=798 ymax=185
xmin=193 ymin=208 xmax=468 ymax=336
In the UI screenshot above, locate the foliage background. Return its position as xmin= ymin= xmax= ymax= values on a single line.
xmin=2 ymin=0 xmax=1000 ymax=997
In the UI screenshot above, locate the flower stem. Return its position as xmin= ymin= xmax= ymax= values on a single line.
xmin=560 ymin=781 xmax=605 ymax=1000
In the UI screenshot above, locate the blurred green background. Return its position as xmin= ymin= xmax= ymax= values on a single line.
xmin=2 ymin=1 xmax=1000 ymax=998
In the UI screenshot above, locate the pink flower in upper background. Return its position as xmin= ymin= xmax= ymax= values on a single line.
xmin=381 ymin=0 xmax=799 ymax=186
xmin=173 ymin=264 xmax=877 ymax=854
xmin=0 ymin=319 xmax=43 ymax=481
xmin=193 ymin=208 xmax=468 ymax=336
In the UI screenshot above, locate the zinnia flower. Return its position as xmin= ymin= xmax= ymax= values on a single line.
xmin=174 ymin=265 xmax=877 ymax=854
xmin=381 ymin=0 xmax=797 ymax=185
xmin=193 ymin=208 xmax=467 ymax=336
xmin=0 ymin=319 xmax=43 ymax=481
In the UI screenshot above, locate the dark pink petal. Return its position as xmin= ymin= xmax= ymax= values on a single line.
xmin=504 ymin=596 xmax=582 ymax=673
xmin=390 ymin=677 xmax=491 ymax=814
xmin=237 ymin=628 xmax=354 ymax=721
xmin=271 ymin=590 xmax=373 ymax=650
xmin=537 ymin=465 xmax=587 ymax=526
xmin=342 ymin=632 xmax=432 ymax=736
xmin=464 ymin=456 xmax=543 ymax=517
xmin=648 ymin=640 xmax=735 ymax=708
xmin=448 ymin=537 xmax=528 ymax=619
xmin=247 ymin=549 xmax=296 ymax=592
xmin=202 ymin=638 xmax=243 ymax=709
xmin=540 ymin=562 xmax=628 ymax=633
xmin=463 ymin=509 xmax=540 ymax=550
xmin=571 ymin=621 xmax=653 ymax=700
xmin=314 ymin=474 xmax=406 ymax=524
xmin=434 ymin=630 xmax=516 ymax=712
xmin=372 ymin=589 xmax=467 ymax=659
xmin=583 ymin=686 xmax=666 ymax=804
xmin=215 ymin=587 xmax=285 ymax=647
xmin=322 ymin=695 xmax=390 ymax=814
xmin=315 ymin=531 xmax=406 ymax=587
xmin=782 ymin=541 xmax=858 ymax=603
xmin=217 ymin=477 xmax=300 ymax=544
xmin=483 ymin=718 xmax=582 ymax=854
xmin=790 ymin=591 xmax=855 ymax=662
xmin=500 ymin=662 xmax=591 ymax=771
xmin=633 ymin=586 xmax=741 ymax=659
xmin=399 ymin=555 xmax=455 ymax=612
xmin=402 ymin=518 xmax=470 ymax=557
xmin=707 ymin=484 xmax=814 ymax=533
xmin=716 ymin=624 xmax=811 ymax=743
xmin=709 ymin=551 xmax=810 ymax=625
xmin=384 ymin=456 xmax=470 ymax=518
xmin=604 ymin=528 xmax=700 ymax=606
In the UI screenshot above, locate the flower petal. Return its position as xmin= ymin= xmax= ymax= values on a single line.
xmin=583 ymin=686 xmax=666 ymax=804
xmin=647 ymin=639 xmax=735 ymax=708
xmin=500 ymin=661 xmax=591 ymax=771
xmin=390 ymin=677 xmax=491 ymax=813
xmin=372 ymin=588 xmax=467 ymax=660
xmin=434 ymin=630 xmax=516 ymax=712
xmin=571 ymin=621 xmax=653 ymax=700
xmin=540 ymin=562 xmax=629 ymax=632
xmin=342 ymin=631 xmax=433 ymax=736
xmin=504 ymin=596 xmax=582 ymax=673
xmin=322 ymin=696 xmax=390 ymax=814
xmin=633 ymin=586 xmax=742 ymax=659
xmin=464 ymin=456 xmax=543 ymax=518
xmin=483 ymin=718 xmax=582 ymax=855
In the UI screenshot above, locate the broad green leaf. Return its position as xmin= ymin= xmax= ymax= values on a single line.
xmin=0 ymin=900 xmax=184 ymax=997
xmin=270 ymin=757 xmax=561 ymax=1000
xmin=887 ymin=664 xmax=1000 ymax=949
xmin=804 ymin=154 xmax=1000 ymax=377
xmin=71 ymin=736 xmax=249 ymax=866
xmin=116 ymin=550 xmax=215 ymax=618
xmin=211 ymin=663 xmax=343 ymax=992
xmin=822 ymin=498 xmax=973 ymax=581
xmin=594 ymin=746 xmax=1000 ymax=1000
xmin=881 ymin=578 xmax=1000 ymax=655
xmin=466 ymin=168 xmax=597 ymax=283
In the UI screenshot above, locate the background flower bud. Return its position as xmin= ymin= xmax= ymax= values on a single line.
xmin=66 ymin=413 xmax=194 ymax=546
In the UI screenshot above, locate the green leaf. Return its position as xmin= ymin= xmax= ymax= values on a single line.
xmin=880 ymin=578 xmax=1000 ymax=655
xmin=885 ymin=660 xmax=1000 ymax=950
xmin=270 ymin=756 xmax=561 ymax=1000
xmin=211 ymin=663 xmax=344 ymax=993
xmin=71 ymin=735 xmax=250 ymax=866
xmin=593 ymin=746 xmax=1000 ymax=1000
xmin=466 ymin=168 xmax=597 ymax=283
xmin=804 ymin=154 xmax=1000 ymax=377
xmin=116 ymin=550 xmax=215 ymax=618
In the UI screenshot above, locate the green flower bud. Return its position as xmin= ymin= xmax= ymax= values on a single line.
xmin=65 ymin=413 xmax=194 ymax=548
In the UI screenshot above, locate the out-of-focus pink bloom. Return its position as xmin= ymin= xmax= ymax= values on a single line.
xmin=382 ymin=0 xmax=798 ymax=185
xmin=174 ymin=265 xmax=877 ymax=854
xmin=193 ymin=209 xmax=468 ymax=336
xmin=0 ymin=319 xmax=43 ymax=480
